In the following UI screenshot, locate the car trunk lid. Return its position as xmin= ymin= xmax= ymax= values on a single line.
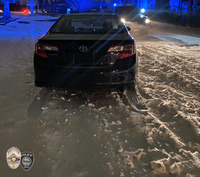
xmin=39 ymin=34 xmax=133 ymax=67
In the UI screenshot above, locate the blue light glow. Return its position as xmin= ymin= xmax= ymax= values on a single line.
xmin=67 ymin=8 xmax=70 ymax=14
xmin=113 ymin=3 xmax=117 ymax=7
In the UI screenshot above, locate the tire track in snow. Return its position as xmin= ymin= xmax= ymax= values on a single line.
xmin=123 ymin=41 xmax=200 ymax=175
xmin=113 ymin=88 xmax=200 ymax=176
xmin=136 ymin=44 xmax=200 ymax=143
xmin=122 ymin=89 xmax=186 ymax=148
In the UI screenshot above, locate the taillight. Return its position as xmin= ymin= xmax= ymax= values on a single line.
xmin=107 ymin=44 xmax=135 ymax=59
xmin=35 ymin=43 xmax=59 ymax=58
xmin=120 ymin=44 xmax=135 ymax=59
xmin=107 ymin=45 xmax=124 ymax=52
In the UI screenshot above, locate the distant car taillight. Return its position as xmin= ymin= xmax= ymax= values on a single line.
xmin=107 ymin=44 xmax=135 ymax=59
xmin=35 ymin=43 xmax=59 ymax=58
xmin=23 ymin=9 xmax=30 ymax=14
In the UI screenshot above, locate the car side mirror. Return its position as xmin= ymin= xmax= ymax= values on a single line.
xmin=127 ymin=26 xmax=131 ymax=31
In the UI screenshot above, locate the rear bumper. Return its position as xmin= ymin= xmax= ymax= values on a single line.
xmin=34 ymin=54 xmax=137 ymax=89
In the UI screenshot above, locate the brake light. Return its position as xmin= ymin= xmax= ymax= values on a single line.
xmin=120 ymin=44 xmax=135 ymax=59
xmin=107 ymin=44 xmax=135 ymax=59
xmin=35 ymin=43 xmax=59 ymax=58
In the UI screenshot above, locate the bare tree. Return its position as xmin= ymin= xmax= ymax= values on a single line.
xmin=30 ymin=0 xmax=34 ymax=15
xmin=186 ymin=0 xmax=193 ymax=26
xmin=0 ymin=0 xmax=19 ymax=20
xmin=66 ymin=0 xmax=95 ymax=12
xmin=194 ymin=0 xmax=200 ymax=6
xmin=1 ymin=0 xmax=11 ymax=19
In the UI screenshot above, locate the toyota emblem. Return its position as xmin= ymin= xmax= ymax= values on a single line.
xmin=79 ymin=45 xmax=88 ymax=53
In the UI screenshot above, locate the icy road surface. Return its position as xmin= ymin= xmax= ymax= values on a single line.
xmin=0 ymin=15 xmax=200 ymax=177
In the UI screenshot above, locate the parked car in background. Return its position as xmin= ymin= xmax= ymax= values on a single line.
xmin=34 ymin=13 xmax=137 ymax=90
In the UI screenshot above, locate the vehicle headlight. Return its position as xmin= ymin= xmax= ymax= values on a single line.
xmin=139 ymin=14 xmax=145 ymax=18
xmin=141 ymin=8 xmax=145 ymax=13
xmin=121 ymin=18 xmax=126 ymax=23
xmin=145 ymin=18 xmax=150 ymax=24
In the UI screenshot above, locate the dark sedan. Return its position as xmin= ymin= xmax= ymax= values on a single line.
xmin=34 ymin=13 xmax=137 ymax=90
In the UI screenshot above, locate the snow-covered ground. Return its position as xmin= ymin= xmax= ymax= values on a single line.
xmin=0 ymin=15 xmax=199 ymax=177
xmin=0 ymin=15 xmax=58 ymax=40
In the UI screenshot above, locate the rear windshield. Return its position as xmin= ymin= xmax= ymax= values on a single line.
xmin=49 ymin=15 xmax=127 ymax=34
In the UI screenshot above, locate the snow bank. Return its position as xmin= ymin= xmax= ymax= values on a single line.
xmin=150 ymin=33 xmax=200 ymax=47
xmin=0 ymin=15 xmax=59 ymax=41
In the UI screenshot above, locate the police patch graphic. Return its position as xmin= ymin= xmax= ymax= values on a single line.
xmin=20 ymin=152 xmax=34 ymax=171
xmin=6 ymin=147 xmax=21 ymax=169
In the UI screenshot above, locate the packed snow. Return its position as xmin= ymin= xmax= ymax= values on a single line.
xmin=0 ymin=15 xmax=58 ymax=40
xmin=0 ymin=14 xmax=199 ymax=177
xmin=150 ymin=34 xmax=200 ymax=46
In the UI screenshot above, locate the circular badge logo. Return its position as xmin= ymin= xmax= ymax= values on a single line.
xmin=22 ymin=156 xmax=31 ymax=166
xmin=79 ymin=45 xmax=88 ymax=53
xmin=6 ymin=147 xmax=21 ymax=169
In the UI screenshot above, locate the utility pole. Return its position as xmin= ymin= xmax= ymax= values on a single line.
xmin=3 ymin=0 xmax=11 ymax=20
xmin=186 ymin=0 xmax=193 ymax=27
